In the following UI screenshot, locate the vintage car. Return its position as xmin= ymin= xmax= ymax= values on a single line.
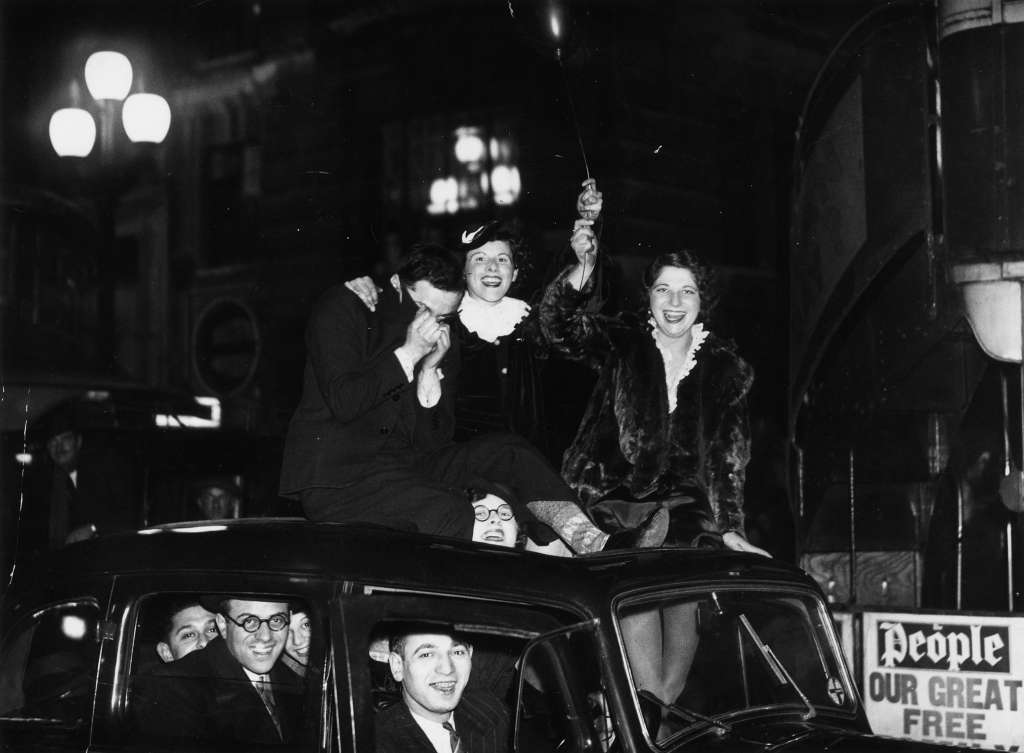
xmin=0 ymin=519 xmax=971 ymax=752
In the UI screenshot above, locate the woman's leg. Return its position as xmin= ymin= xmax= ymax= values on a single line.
xmin=619 ymin=608 xmax=664 ymax=698
xmin=659 ymin=601 xmax=699 ymax=705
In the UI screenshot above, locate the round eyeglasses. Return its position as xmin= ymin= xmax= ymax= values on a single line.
xmin=223 ymin=612 xmax=290 ymax=633
xmin=473 ymin=503 xmax=514 ymax=522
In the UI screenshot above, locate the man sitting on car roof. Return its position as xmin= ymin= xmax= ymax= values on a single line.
xmin=134 ymin=594 xmax=303 ymax=745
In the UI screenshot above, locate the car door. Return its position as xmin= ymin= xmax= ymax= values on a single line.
xmin=0 ymin=596 xmax=104 ymax=753
xmin=87 ymin=572 xmax=335 ymax=753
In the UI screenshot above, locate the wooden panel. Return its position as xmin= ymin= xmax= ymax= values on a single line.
xmin=801 ymin=550 xmax=919 ymax=608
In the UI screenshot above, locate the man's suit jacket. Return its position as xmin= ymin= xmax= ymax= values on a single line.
xmin=374 ymin=690 xmax=510 ymax=753
xmin=20 ymin=441 xmax=138 ymax=558
xmin=133 ymin=637 xmax=304 ymax=745
xmin=280 ymin=284 xmax=459 ymax=496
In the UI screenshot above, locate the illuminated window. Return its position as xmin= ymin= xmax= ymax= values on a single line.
xmin=382 ymin=113 xmax=521 ymax=216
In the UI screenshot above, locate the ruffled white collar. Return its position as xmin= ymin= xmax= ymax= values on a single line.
xmin=459 ymin=295 xmax=530 ymax=343
xmin=651 ymin=322 xmax=709 ymax=414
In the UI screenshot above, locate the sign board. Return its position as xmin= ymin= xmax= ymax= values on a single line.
xmin=862 ymin=612 xmax=1024 ymax=750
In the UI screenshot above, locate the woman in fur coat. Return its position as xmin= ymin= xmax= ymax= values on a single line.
xmin=540 ymin=182 xmax=769 ymax=718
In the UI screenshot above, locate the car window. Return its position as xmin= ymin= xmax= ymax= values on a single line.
xmin=127 ymin=591 xmax=325 ymax=749
xmin=516 ymin=624 xmax=612 ymax=753
xmin=0 ymin=600 xmax=100 ymax=734
xmin=615 ymin=588 xmax=854 ymax=747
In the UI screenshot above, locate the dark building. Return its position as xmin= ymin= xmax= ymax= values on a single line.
xmin=0 ymin=1 xmax=875 ymax=567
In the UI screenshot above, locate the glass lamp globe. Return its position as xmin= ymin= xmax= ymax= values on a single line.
xmin=122 ymin=93 xmax=171 ymax=143
xmin=49 ymin=108 xmax=97 ymax=157
xmin=84 ymin=51 xmax=133 ymax=101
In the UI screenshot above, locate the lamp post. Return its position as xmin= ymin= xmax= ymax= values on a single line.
xmin=48 ymin=50 xmax=171 ymax=367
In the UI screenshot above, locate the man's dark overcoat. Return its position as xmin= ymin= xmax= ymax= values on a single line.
xmin=133 ymin=636 xmax=304 ymax=745
xmin=374 ymin=689 xmax=509 ymax=753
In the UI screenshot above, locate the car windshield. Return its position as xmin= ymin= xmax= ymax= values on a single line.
xmin=616 ymin=588 xmax=854 ymax=743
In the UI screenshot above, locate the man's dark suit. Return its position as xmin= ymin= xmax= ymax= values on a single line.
xmin=19 ymin=441 xmax=137 ymax=559
xmin=279 ymin=284 xmax=474 ymax=537
xmin=133 ymin=637 xmax=303 ymax=745
xmin=374 ymin=690 xmax=510 ymax=753
xmin=280 ymin=284 xmax=458 ymax=494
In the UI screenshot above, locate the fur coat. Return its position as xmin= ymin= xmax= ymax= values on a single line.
xmin=540 ymin=272 xmax=754 ymax=535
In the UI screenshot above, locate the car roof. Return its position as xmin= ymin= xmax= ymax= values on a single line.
xmin=8 ymin=519 xmax=818 ymax=613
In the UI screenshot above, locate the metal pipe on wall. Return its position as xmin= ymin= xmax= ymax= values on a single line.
xmin=956 ymin=476 xmax=964 ymax=611
xmin=849 ymin=448 xmax=857 ymax=605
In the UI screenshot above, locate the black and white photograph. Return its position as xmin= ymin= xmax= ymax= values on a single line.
xmin=1 ymin=0 xmax=1022 ymax=751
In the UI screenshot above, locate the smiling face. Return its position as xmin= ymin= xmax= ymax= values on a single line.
xmin=157 ymin=604 xmax=220 ymax=663
xmin=648 ymin=265 xmax=701 ymax=340
xmin=464 ymin=240 xmax=518 ymax=304
xmin=285 ymin=611 xmax=311 ymax=667
xmin=389 ymin=633 xmax=472 ymax=723
xmin=214 ymin=599 xmax=289 ymax=674
xmin=471 ymin=494 xmax=519 ymax=548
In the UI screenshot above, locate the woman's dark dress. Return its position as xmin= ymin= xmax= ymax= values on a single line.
xmin=452 ymin=311 xmax=553 ymax=462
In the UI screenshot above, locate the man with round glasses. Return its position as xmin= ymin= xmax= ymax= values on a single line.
xmin=135 ymin=594 xmax=303 ymax=745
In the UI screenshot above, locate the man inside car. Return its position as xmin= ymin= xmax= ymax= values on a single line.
xmin=155 ymin=598 xmax=220 ymax=663
xmin=376 ymin=625 xmax=509 ymax=753
xmin=135 ymin=595 xmax=303 ymax=744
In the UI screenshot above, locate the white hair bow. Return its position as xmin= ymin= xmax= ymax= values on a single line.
xmin=461 ymin=225 xmax=486 ymax=245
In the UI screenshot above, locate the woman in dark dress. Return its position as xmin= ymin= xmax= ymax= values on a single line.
xmin=539 ymin=193 xmax=768 ymax=719
xmin=345 ymin=213 xmax=597 ymax=466
xmin=446 ymin=220 xmax=552 ymax=458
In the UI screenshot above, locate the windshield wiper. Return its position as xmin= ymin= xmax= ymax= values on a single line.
xmin=637 ymin=689 xmax=734 ymax=734
xmin=737 ymin=613 xmax=816 ymax=721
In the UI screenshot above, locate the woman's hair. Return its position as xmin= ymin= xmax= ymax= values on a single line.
xmin=642 ymin=249 xmax=718 ymax=322
xmin=460 ymin=219 xmax=531 ymax=277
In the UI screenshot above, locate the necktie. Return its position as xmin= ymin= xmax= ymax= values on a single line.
xmin=442 ymin=720 xmax=462 ymax=753
xmin=256 ymin=674 xmax=283 ymax=739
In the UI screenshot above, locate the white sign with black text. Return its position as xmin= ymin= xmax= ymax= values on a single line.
xmin=862 ymin=612 xmax=1024 ymax=750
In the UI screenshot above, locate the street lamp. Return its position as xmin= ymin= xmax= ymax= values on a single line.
xmin=48 ymin=51 xmax=171 ymax=158
xmin=46 ymin=50 xmax=171 ymax=366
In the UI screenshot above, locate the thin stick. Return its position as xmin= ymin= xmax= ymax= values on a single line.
xmin=556 ymin=49 xmax=591 ymax=181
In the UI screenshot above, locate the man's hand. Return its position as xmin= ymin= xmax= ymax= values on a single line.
xmin=399 ymin=308 xmax=445 ymax=365
xmin=576 ymin=178 xmax=603 ymax=220
xmin=344 ymin=276 xmax=380 ymax=311
xmin=420 ymin=324 xmax=451 ymax=371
